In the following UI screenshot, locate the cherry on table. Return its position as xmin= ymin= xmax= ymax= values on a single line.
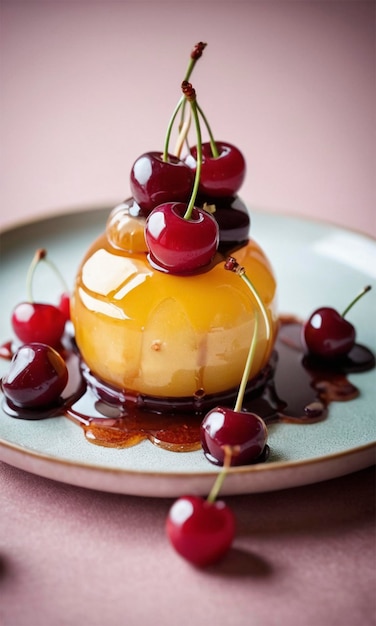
xmin=2 ymin=342 xmax=68 ymax=409
xmin=166 ymin=494 xmax=235 ymax=567
xmin=12 ymin=302 xmax=67 ymax=348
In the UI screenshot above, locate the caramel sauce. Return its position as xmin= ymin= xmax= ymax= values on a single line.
xmin=1 ymin=319 xmax=374 ymax=457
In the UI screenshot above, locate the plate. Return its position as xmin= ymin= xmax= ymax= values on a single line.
xmin=0 ymin=206 xmax=375 ymax=497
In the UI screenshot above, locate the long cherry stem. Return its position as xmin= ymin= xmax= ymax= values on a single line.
xmin=182 ymin=82 xmax=202 ymax=220
xmin=341 ymin=285 xmax=371 ymax=318
xmin=26 ymin=248 xmax=69 ymax=302
xmin=162 ymin=95 xmax=185 ymax=162
xmin=196 ymin=102 xmax=219 ymax=158
xmin=177 ymin=42 xmax=207 ymax=140
xmin=206 ymin=445 xmax=232 ymax=503
xmin=234 ymin=311 xmax=259 ymax=413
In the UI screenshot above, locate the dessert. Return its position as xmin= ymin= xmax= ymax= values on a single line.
xmin=0 ymin=42 xmax=374 ymax=467
xmin=70 ymin=59 xmax=278 ymax=406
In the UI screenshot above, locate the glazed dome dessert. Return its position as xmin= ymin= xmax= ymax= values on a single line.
xmin=70 ymin=45 xmax=278 ymax=409
xmin=71 ymin=198 xmax=277 ymax=402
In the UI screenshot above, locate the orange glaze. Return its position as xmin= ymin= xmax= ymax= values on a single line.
xmin=70 ymin=201 xmax=278 ymax=400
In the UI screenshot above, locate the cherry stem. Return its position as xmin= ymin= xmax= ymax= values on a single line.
xmin=163 ymin=95 xmax=185 ymax=162
xmin=341 ymin=285 xmax=372 ymax=318
xmin=177 ymin=42 xmax=207 ymax=138
xmin=182 ymin=83 xmax=202 ymax=220
xmin=196 ymin=102 xmax=219 ymax=158
xmin=206 ymin=445 xmax=232 ymax=503
xmin=26 ymin=248 xmax=69 ymax=302
xmin=224 ymin=257 xmax=271 ymax=343
xmin=234 ymin=311 xmax=259 ymax=413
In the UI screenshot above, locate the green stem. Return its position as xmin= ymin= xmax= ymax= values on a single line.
xmin=234 ymin=311 xmax=259 ymax=413
xmin=26 ymin=249 xmax=45 ymax=302
xmin=163 ymin=95 xmax=185 ymax=162
xmin=341 ymin=285 xmax=371 ymax=318
xmin=206 ymin=446 xmax=232 ymax=503
xmin=240 ymin=273 xmax=271 ymax=342
xmin=196 ymin=102 xmax=219 ymax=158
xmin=183 ymin=98 xmax=202 ymax=220
xmin=26 ymin=248 xmax=69 ymax=302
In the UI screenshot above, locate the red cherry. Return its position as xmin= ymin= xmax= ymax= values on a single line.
xmin=11 ymin=302 xmax=66 ymax=348
xmin=145 ymin=202 xmax=219 ymax=273
xmin=201 ymin=406 xmax=268 ymax=466
xmin=166 ymin=495 xmax=235 ymax=567
xmin=303 ymin=307 xmax=356 ymax=359
xmin=185 ymin=141 xmax=246 ymax=198
xmin=130 ymin=152 xmax=194 ymax=214
xmin=58 ymin=292 xmax=71 ymax=322
xmin=2 ymin=342 xmax=68 ymax=409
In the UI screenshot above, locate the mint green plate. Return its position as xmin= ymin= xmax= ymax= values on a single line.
xmin=0 ymin=207 xmax=375 ymax=496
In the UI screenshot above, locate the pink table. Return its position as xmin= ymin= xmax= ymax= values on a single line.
xmin=1 ymin=2 xmax=375 ymax=625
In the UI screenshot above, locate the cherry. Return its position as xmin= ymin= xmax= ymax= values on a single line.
xmin=2 ymin=342 xmax=68 ymax=409
xmin=11 ymin=249 xmax=69 ymax=348
xmin=58 ymin=292 xmax=71 ymax=322
xmin=166 ymin=495 xmax=235 ymax=567
xmin=145 ymin=81 xmax=219 ymax=274
xmin=12 ymin=302 xmax=66 ymax=347
xmin=200 ymin=257 xmax=271 ymax=466
xmin=201 ymin=406 xmax=267 ymax=466
xmin=130 ymin=152 xmax=194 ymax=214
xmin=303 ymin=286 xmax=371 ymax=359
xmin=145 ymin=202 xmax=218 ymax=273
xmin=200 ymin=195 xmax=250 ymax=248
xmin=185 ymin=141 xmax=246 ymax=198
xmin=129 ymin=43 xmax=207 ymax=214
xmin=166 ymin=445 xmax=235 ymax=566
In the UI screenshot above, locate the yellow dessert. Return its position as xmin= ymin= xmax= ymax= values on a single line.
xmin=70 ymin=200 xmax=278 ymax=401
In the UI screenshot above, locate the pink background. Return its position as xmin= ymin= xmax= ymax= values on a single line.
xmin=1 ymin=0 xmax=375 ymax=237
xmin=1 ymin=2 xmax=375 ymax=625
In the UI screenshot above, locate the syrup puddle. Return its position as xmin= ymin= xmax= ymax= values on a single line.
xmin=1 ymin=319 xmax=374 ymax=457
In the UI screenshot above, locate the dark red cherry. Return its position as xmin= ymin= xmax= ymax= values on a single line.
xmin=130 ymin=152 xmax=194 ymax=214
xmin=303 ymin=307 xmax=356 ymax=359
xmin=166 ymin=495 xmax=235 ymax=567
xmin=185 ymin=141 xmax=246 ymax=198
xmin=11 ymin=302 xmax=66 ymax=348
xmin=2 ymin=342 xmax=68 ymax=409
xmin=198 ymin=195 xmax=250 ymax=248
xmin=145 ymin=202 xmax=219 ymax=273
xmin=200 ymin=406 xmax=268 ymax=466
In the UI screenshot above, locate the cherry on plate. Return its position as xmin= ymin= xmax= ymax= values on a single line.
xmin=2 ymin=342 xmax=68 ymax=409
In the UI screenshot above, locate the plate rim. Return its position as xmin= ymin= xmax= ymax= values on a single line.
xmin=0 ymin=205 xmax=375 ymax=496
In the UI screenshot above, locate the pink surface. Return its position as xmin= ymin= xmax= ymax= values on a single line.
xmin=1 ymin=2 xmax=375 ymax=625
xmin=0 ymin=1 xmax=375 ymax=237
xmin=0 ymin=463 xmax=375 ymax=626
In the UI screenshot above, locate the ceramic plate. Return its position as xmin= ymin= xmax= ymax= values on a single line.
xmin=0 ymin=207 xmax=375 ymax=497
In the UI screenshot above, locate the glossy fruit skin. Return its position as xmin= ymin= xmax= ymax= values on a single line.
xmin=11 ymin=302 xmax=66 ymax=348
xmin=2 ymin=342 xmax=68 ymax=409
xmin=185 ymin=141 xmax=246 ymax=198
xmin=58 ymin=292 xmax=71 ymax=322
xmin=130 ymin=152 xmax=194 ymax=214
xmin=145 ymin=202 xmax=219 ymax=273
xmin=166 ymin=495 xmax=235 ymax=567
xmin=201 ymin=406 xmax=268 ymax=466
xmin=303 ymin=307 xmax=356 ymax=358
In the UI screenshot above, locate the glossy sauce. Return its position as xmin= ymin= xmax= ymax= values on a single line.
xmin=1 ymin=319 xmax=374 ymax=457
